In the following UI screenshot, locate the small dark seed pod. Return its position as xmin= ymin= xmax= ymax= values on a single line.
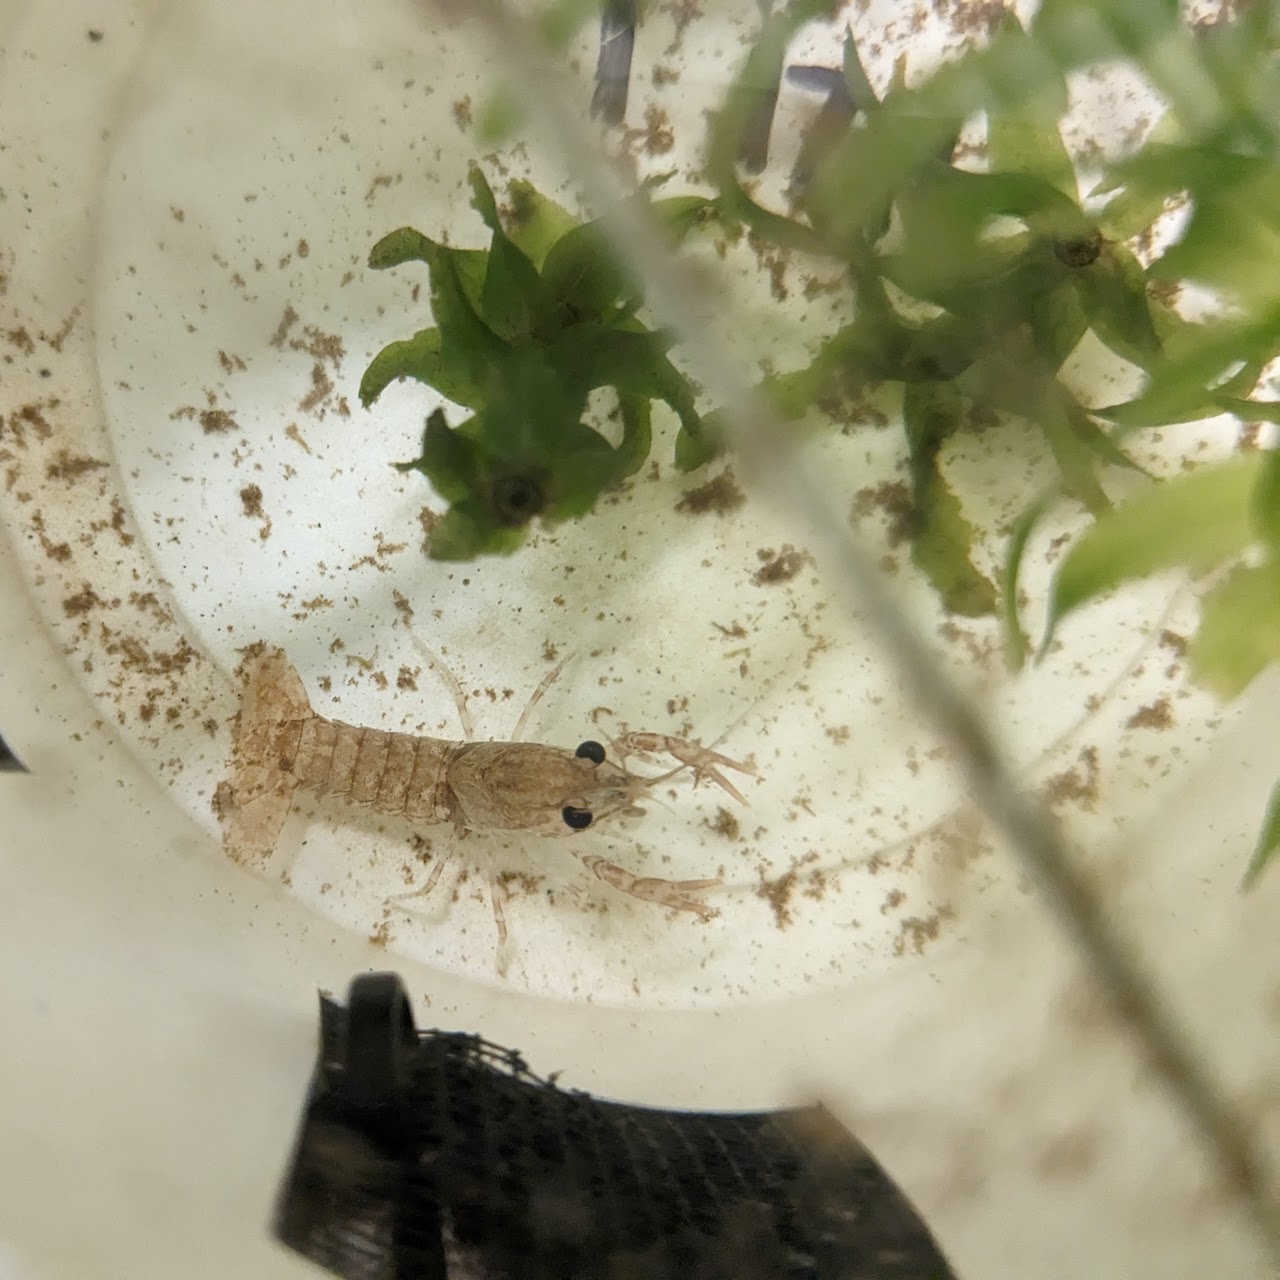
xmin=1053 ymin=230 xmax=1103 ymax=268
xmin=490 ymin=472 xmax=548 ymax=527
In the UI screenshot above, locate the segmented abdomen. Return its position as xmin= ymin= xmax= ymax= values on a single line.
xmin=292 ymin=716 xmax=452 ymax=823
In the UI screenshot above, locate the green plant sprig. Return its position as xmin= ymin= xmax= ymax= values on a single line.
xmin=360 ymin=167 xmax=715 ymax=558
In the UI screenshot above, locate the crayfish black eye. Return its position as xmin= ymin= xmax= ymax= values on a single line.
xmin=561 ymin=805 xmax=593 ymax=830
xmin=575 ymin=740 xmax=606 ymax=764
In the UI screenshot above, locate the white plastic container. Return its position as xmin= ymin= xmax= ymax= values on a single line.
xmin=1 ymin=2 xmax=1277 ymax=1277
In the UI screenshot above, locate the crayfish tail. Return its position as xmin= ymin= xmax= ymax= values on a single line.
xmin=216 ymin=646 xmax=310 ymax=866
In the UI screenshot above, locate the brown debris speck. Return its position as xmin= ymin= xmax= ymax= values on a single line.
xmin=675 ymin=468 xmax=745 ymax=516
xmin=63 ymin=585 xmax=107 ymax=617
xmin=45 ymin=307 xmax=79 ymax=352
xmin=880 ymin=888 xmax=905 ymax=915
xmin=299 ymin=362 xmax=334 ymax=413
xmin=1127 ymin=698 xmax=1174 ymax=731
xmin=45 ymin=450 xmax=108 ymax=482
xmin=176 ymin=406 xmax=240 ymax=435
xmin=1043 ymin=746 xmax=1100 ymax=813
xmin=293 ymin=325 xmax=344 ymax=366
xmin=1033 ymin=1128 xmax=1101 ymax=1181
xmin=752 ymin=544 xmax=809 ymax=586
xmin=31 ymin=512 xmax=71 ymax=562
xmin=106 ymin=631 xmax=196 ymax=679
xmin=392 ymin=589 xmax=415 ymax=626
xmin=637 ymin=104 xmax=674 ymax=154
xmin=452 ymin=96 xmax=472 ymax=129
xmin=851 ymin=481 xmax=914 ymax=546
xmin=706 ymin=807 xmax=741 ymax=840
xmin=107 ymin=499 xmax=134 ymax=546
xmin=8 ymin=403 xmax=55 ymax=444
xmin=747 ymin=232 xmax=790 ymax=302
xmin=269 ymin=305 xmax=299 ymax=349
xmin=662 ymin=0 xmax=701 ymax=54
xmin=239 ymin=484 xmax=273 ymax=540
xmin=757 ymin=865 xmax=799 ymax=929
xmin=284 ymin=422 xmax=312 ymax=453
xmin=892 ymin=907 xmax=953 ymax=958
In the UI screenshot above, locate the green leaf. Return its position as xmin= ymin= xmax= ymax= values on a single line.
xmin=468 ymin=166 xmax=503 ymax=230
xmin=396 ymin=409 xmax=484 ymax=503
xmin=1097 ymin=310 xmax=1280 ymax=431
xmin=675 ymin=417 xmax=723 ymax=472
xmin=536 ymin=0 xmax=604 ymax=49
xmin=1094 ymin=183 xmax=1173 ymax=243
xmin=1155 ymin=198 xmax=1280 ymax=305
xmin=987 ymin=86 xmax=1077 ymax=197
xmin=482 ymin=236 xmax=553 ymax=340
xmin=540 ymin=221 xmax=631 ymax=317
xmin=369 ymin=227 xmax=438 ymax=271
xmin=428 ymin=501 xmax=527 ymax=561
xmin=913 ymin=478 xmax=998 ymax=617
xmin=360 ymin=328 xmax=485 ymax=410
xmin=1062 ymin=396 xmax=1147 ymax=476
xmin=1254 ymin=448 xmax=1280 ymax=549
xmin=1009 ymin=378 xmax=1109 ymax=511
xmin=807 ymin=110 xmax=963 ymax=256
xmin=903 ymin=381 xmax=997 ymax=616
xmin=368 ymin=226 xmax=509 ymax=389
xmin=478 ymin=88 xmax=523 ymax=142
xmin=1241 ymin=779 xmax=1280 ymax=890
xmin=478 ymin=349 xmax=587 ymax=459
xmin=504 ymin=180 xmax=580 ymax=269
xmin=1108 ymin=148 xmax=1280 ymax=303
xmin=1216 ymin=397 xmax=1280 ymax=427
xmin=1188 ymin=560 xmax=1280 ymax=698
xmin=614 ymin=392 xmax=652 ymax=479
xmin=553 ymin=324 xmax=701 ymax=438
xmin=842 ymin=26 xmax=879 ymax=112
xmin=1002 ymin=492 xmax=1058 ymax=669
xmin=465 ymin=167 xmax=556 ymax=340
xmin=651 ymin=195 xmax=719 ymax=243
xmin=1033 ymin=0 xmax=1181 ymax=67
xmin=854 ymin=309 xmax=977 ymax=383
xmin=1076 ymin=241 xmax=1161 ymax=367
xmin=1028 ymin=279 xmax=1089 ymax=370
xmin=541 ymin=423 xmax=629 ymax=519
xmin=367 ymin=229 xmax=490 ymax=313
xmin=1109 ymin=142 xmax=1270 ymax=200
xmin=1045 ymin=451 xmax=1266 ymax=640
xmin=432 ymin=250 xmax=510 ymax=386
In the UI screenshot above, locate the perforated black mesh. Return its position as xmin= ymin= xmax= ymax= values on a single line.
xmin=274 ymin=976 xmax=957 ymax=1280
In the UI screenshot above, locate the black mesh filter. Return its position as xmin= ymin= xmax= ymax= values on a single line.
xmin=274 ymin=973 xmax=958 ymax=1280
